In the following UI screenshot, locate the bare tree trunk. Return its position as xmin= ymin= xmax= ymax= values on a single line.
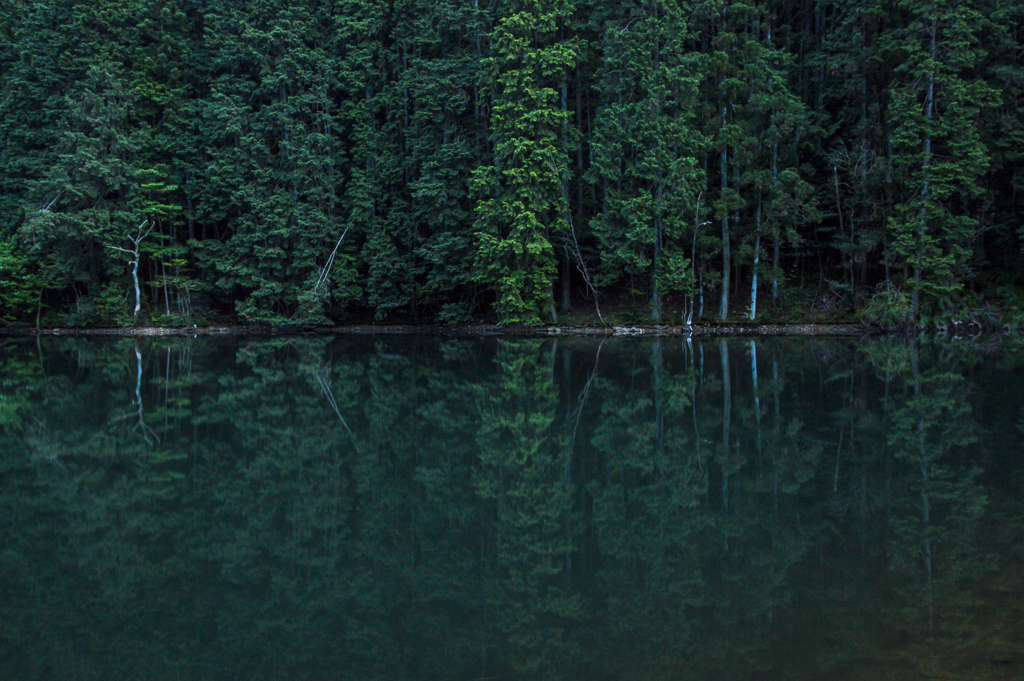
xmin=162 ymin=256 xmax=171 ymax=317
xmin=719 ymin=108 xmax=730 ymax=320
xmin=652 ymin=190 xmax=662 ymax=322
xmin=772 ymin=142 xmax=780 ymax=300
xmin=834 ymin=165 xmax=848 ymax=291
xmin=108 ymin=221 xmax=152 ymax=325
xmin=561 ymin=76 xmax=572 ymax=315
xmin=564 ymin=216 xmax=604 ymax=324
xmin=131 ymin=257 xmax=141 ymax=322
xmin=750 ymin=196 xmax=761 ymax=320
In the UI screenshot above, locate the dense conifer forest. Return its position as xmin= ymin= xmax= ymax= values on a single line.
xmin=0 ymin=0 xmax=1022 ymax=326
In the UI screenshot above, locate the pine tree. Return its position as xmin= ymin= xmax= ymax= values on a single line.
xmin=188 ymin=0 xmax=357 ymax=322
xmin=588 ymin=0 xmax=705 ymax=322
xmin=402 ymin=0 xmax=491 ymax=322
xmin=885 ymin=0 xmax=998 ymax=320
xmin=471 ymin=0 xmax=578 ymax=323
xmin=732 ymin=10 xmax=816 ymax=319
xmin=0 ymin=237 xmax=39 ymax=320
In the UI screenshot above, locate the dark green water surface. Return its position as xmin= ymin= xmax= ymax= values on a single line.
xmin=1 ymin=335 xmax=1021 ymax=680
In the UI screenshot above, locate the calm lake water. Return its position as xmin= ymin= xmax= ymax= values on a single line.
xmin=0 ymin=335 xmax=1021 ymax=680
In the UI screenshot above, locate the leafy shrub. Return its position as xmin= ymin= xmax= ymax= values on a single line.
xmin=861 ymin=287 xmax=913 ymax=328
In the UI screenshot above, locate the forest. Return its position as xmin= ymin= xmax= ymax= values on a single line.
xmin=0 ymin=0 xmax=1022 ymax=326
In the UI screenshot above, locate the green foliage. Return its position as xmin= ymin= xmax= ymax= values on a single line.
xmin=0 ymin=0 xmax=1021 ymax=325
xmin=588 ymin=0 xmax=704 ymax=321
xmin=862 ymin=287 xmax=915 ymax=328
xmin=0 ymin=238 xmax=38 ymax=321
xmin=884 ymin=0 xmax=999 ymax=319
xmin=470 ymin=1 xmax=578 ymax=323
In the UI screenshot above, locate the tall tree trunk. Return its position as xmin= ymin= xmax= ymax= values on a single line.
xmin=834 ymin=165 xmax=848 ymax=290
xmin=719 ymin=108 xmax=730 ymax=320
xmin=652 ymin=182 xmax=662 ymax=322
xmin=913 ymin=18 xmax=937 ymax=322
xmin=772 ymin=142 xmax=779 ymax=300
xmin=561 ymin=76 xmax=571 ymax=314
xmin=751 ymin=195 xmax=761 ymax=319
xmin=131 ymin=256 xmax=141 ymax=323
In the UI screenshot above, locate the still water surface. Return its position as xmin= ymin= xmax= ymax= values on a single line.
xmin=0 ymin=335 xmax=1021 ymax=680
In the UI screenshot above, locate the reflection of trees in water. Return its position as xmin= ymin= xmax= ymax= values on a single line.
xmin=884 ymin=344 xmax=992 ymax=679
xmin=475 ymin=340 xmax=579 ymax=678
xmin=0 ymin=336 xmax=1019 ymax=680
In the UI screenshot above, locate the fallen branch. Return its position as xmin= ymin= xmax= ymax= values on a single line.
xmin=40 ymin=192 xmax=62 ymax=212
xmin=314 ymin=226 xmax=351 ymax=294
xmin=561 ymin=216 xmax=605 ymax=325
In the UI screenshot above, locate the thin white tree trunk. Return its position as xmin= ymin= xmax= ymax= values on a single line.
xmin=719 ymin=107 xmax=730 ymax=320
xmin=108 ymin=221 xmax=151 ymax=325
xmin=750 ymin=196 xmax=761 ymax=320
xmin=131 ymin=257 xmax=141 ymax=322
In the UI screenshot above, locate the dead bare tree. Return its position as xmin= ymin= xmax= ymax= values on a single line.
xmin=561 ymin=216 xmax=605 ymax=325
xmin=107 ymin=220 xmax=153 ymax=324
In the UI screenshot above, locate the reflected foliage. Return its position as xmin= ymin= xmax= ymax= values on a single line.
xmin=0 ymin=335 xmax=1021 ymax=680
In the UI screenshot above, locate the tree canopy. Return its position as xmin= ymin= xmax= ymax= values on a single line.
xmin=1 ymin=0 xmax=1022 ymax=325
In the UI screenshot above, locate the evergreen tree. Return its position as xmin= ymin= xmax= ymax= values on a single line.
xmin=471 ymin=0 xmax=578 ymax=323
xmin=0 ymin=0 xmax=1020 ymax=326
xmin=189 ymin=0 xmax=357 ymax=322
xmin=884 ymin=0 xmax=998 ymax=320
xmin=588 ymin=0 xmax=704 ymax=322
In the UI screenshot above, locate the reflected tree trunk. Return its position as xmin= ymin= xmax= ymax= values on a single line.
xmin=911 ymin=341 xmax=934 ymax=631
xmin=772 ymin=356 xmax=780 ymax=510
xmin=129 ymin=342 xmax=157 ymax=445
xmin=751 ymin=340 xmax=761 ymax=458
xmin=721 ymin=340 xmax=731 ymax=515
xmin=688 ymin=337 xmax=703 ymax=471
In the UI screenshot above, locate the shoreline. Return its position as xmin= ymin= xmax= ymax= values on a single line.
xmin=0 ymin=323 xmax=872 ymax=337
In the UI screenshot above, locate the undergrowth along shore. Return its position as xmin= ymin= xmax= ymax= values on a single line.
xmin=0 ymin=322 xmax=931 ymax=338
